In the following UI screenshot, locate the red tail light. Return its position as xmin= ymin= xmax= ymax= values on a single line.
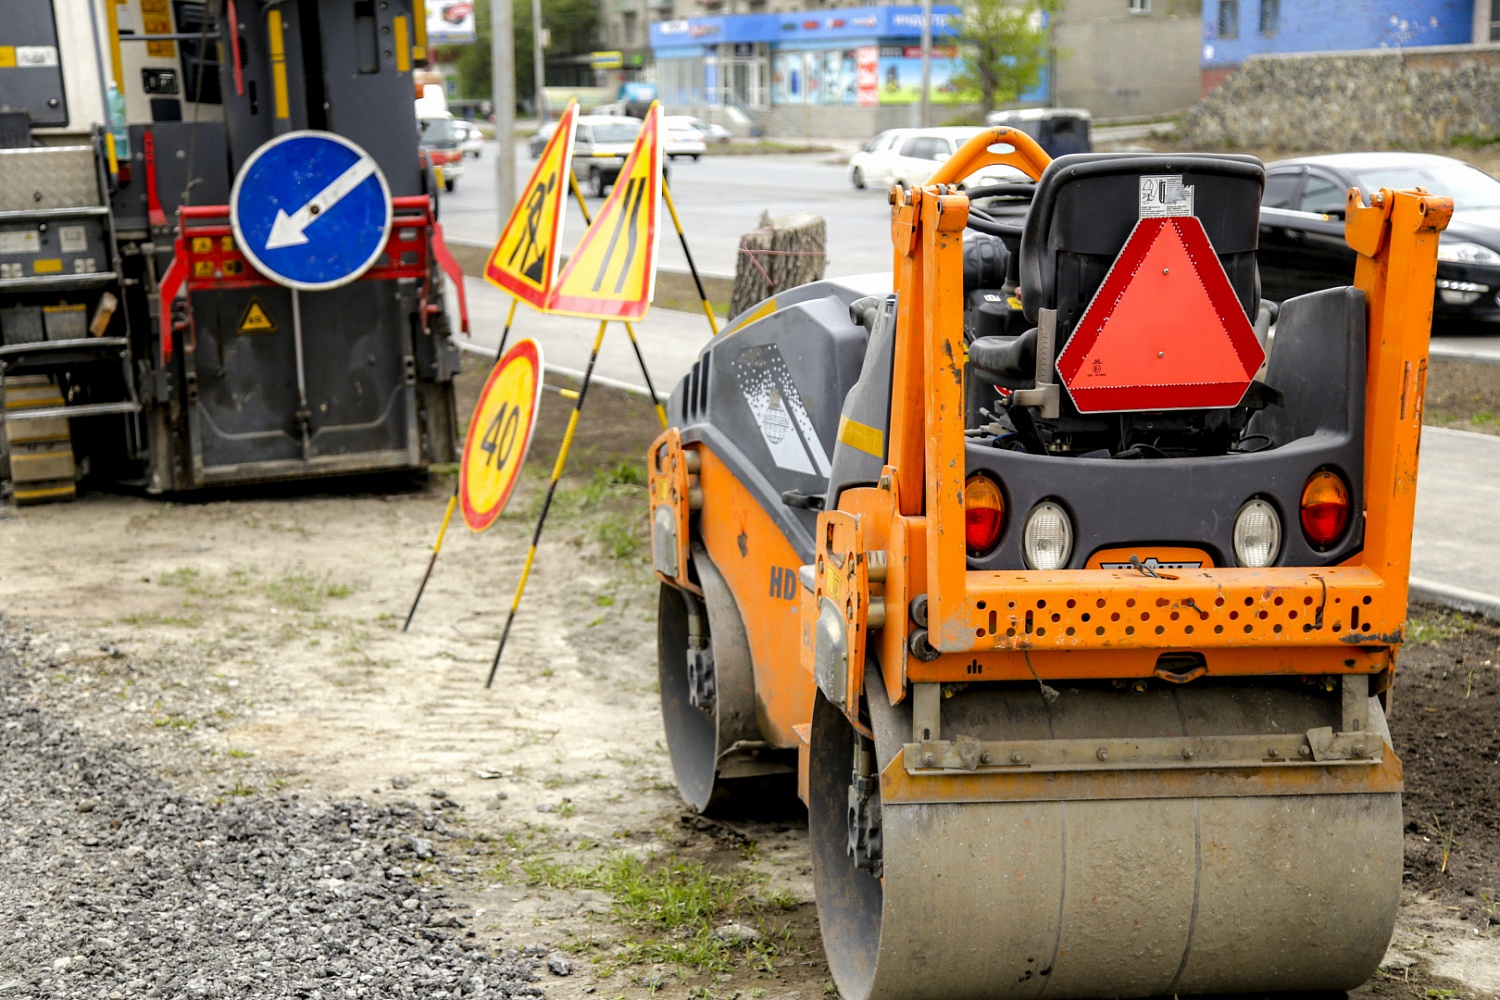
xmin=1300 ymin=470 xmax=1350 ymax=549
xmin=965 ymin=476 xmax=1005 ymax=554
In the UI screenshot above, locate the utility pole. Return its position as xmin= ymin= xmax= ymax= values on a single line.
xmin=531 ymin=0 xmax=548 ymax=124
xmin=492 ymin=0 xmax=518 ymax=218
xmin=918 ymin=0 xmax=932 ymax=127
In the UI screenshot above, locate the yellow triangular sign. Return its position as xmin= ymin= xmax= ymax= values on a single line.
xmin=238 ymin=297 xmax=277 ymax=334
xmin=485 ymin=102 xmax=578 ymax=309
xmin=545 ymin=103 xmax=662 ymax=321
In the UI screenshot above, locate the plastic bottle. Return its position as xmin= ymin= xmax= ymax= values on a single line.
xmin=107 ymin=82 xmax=130 ymax=158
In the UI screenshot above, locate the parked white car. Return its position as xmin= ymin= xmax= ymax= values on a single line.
xmin=663 ymin=120 xmax=707 ymax=161
xmin=452 ymin=120 xmax=485 ymax=158
xmin=666 ymin=115 xmax=731 ymax=144
xmin=848 ymin=127 xmax=1028 ymax=191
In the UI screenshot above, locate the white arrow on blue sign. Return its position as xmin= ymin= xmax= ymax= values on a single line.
xmin=230 ymin=131 xmax=393 ymax=292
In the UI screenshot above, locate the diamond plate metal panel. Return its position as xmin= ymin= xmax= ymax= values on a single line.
xmin=0 ymin=147 xmax=101 ymax=212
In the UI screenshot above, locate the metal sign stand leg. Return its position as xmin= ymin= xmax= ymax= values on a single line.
xmin=485 ymin=319 xmax=608 ymax=686
xmin=291 ymin=288 xmax=311 ymax=458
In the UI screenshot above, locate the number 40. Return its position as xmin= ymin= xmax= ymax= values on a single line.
xmin=480 ymin=402 xmax=521 ymax=469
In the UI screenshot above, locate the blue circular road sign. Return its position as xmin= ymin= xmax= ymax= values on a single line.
xmin=230 ymin=131 xmax=393 ymax=292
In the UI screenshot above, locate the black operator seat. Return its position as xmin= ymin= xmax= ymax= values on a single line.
xmin=969 ymin=153 xmax=1265 ymax=387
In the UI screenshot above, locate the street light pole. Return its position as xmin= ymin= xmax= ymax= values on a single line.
xmin=531 ymin=0 xmax=547 ymax=124
xmin=492 ymin=0 xmax=517 ymax=218
xmin=919 ymin=0 xmax=932 ymax=128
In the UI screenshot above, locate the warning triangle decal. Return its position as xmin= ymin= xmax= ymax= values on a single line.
xmin=238 ymin=297 xmax=277 ymax=334
xmin=484 ymin=101 xmax=578 ymax=308
xmin=1056 ymin=215 xmax=1265 ymax=413
xmin=544 ymin=103 xmax=662 ymax=321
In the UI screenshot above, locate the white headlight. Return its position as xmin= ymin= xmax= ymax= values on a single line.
xmin=1437 ymin=240 xmax=1500 ymax=265
xmin=1233 ymin=499 xmax=1282 ymax=567
xmin=1023 ymin=501 xmax=1073 ymax=570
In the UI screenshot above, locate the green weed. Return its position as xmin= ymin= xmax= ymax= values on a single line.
xmin=263 ymin=571 xmax=354 ymax=612
xmin=1407 ymin=608 xmax=1478 ymax=645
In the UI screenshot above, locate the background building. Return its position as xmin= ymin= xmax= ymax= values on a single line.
xmin=1200 ymin=0 xmax=1481 ymax=93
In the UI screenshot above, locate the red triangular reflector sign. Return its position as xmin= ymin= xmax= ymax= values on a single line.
xmin=1056 ymin=215 xmax=1265 ymax=413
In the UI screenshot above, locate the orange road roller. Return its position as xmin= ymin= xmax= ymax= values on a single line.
xmin=650 ymin=128 xmax=1449 ymax=998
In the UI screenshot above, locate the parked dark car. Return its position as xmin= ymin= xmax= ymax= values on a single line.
xmin=528 ymin=120 xmax=558 ymax=159
xmin=1259 ymin=152 xmax=1500 ymax=328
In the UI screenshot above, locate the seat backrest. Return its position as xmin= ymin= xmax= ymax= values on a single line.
xmin=1019 ymin=153 xmax=1265 ymax=346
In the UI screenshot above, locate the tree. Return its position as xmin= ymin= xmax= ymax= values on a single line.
xmin=438 ymin=0 xmax=598 ymax=106
xmin=951 ymin=0 xmax=1058 ymax=118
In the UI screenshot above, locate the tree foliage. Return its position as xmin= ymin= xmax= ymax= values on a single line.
xmin=438 ymin=0 xmax=598 ymax=104
xmin=951 ymin=0 xmax=1058 ymax=117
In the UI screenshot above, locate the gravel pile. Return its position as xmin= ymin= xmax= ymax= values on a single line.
xmin=0 ymin=628 xmax=544 ymax=1000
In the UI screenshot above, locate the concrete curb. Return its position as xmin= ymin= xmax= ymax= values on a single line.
xmin=457 ymin=339 xmax=656 ymax=400
xmin=1429 ymin=346 xmax=1500 ymax=367
xmin=1409 ymin=577 xmax=1500 ymax=623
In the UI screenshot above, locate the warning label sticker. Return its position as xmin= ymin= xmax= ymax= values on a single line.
xmin=238 ymin=298 xmax=277 ymax=334
xmin=1139 ymin=175 xmax=1193 ymax=218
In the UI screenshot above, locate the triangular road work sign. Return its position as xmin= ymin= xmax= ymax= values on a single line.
xmin=484 ymin=101 xmax=578 ymax=308
xmin=1056 ymin=214 xmax=1265 ymax=413
xmin=544 ymin=103 xmax=662 ymax=321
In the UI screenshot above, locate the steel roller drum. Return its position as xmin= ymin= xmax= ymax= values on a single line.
xmin=811 ymin=674 xmax=1403 ymax=1000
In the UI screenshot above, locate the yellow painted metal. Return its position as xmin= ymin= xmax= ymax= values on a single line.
xmin=880 ymin=742 xmax=1404 ymax=805
xmin=268 ymin=10 xmax=290 ymax=122
xmin=393 ymin=16 xmax=411 ymax=73
xmin=412 ymin=0 xmax=428 ymax=64
xmin=105 ymin=1 xmax=124 ymax=97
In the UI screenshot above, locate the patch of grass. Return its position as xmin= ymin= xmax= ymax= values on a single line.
xmin=263 ymin=571 xmax=354 ymax=612
xmin=520 ymin=851 xmax=782 ymax=974
xmin=596 ymin=594 xmax=616 ymax=607
xmin=1407 ymin=607 xmax=1479 ymax=645
xmin=1473 ymin=410 xmax=1498 ymax=426
xmin=1450 ymin=133 xmax=1500 ymax=150
xmin=226 ymin=748 xmax=255 ymax=759
xmin=153 ymin=714 xmax=196 ymax=730
xmin=597 ymin=512 xmax=643 ymax=561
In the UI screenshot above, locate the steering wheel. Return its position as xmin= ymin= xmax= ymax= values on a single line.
xmin=962 ymin=182 xmax=1035 ymax=240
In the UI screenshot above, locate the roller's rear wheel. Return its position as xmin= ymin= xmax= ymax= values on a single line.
xmin=810 ymin=673 xmax=1403 ymax=1000
xmin=658 ymin=550 xmax=790 ymax=814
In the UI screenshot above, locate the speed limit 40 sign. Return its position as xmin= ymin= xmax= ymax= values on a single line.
xmin=460 ymin=339 xmax=544 ymax=532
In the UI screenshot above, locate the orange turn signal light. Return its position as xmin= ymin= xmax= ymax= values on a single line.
xmin=964 ymin=475 xmax=1005 ymax=555
xmin=1300 ymin=470 xmax=1351 ymax=550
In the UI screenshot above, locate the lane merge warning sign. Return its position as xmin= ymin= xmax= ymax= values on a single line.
xmin=485 ymin=102 xmax=578 ymax=309
xmin=545 ymin=103 xmax=662 ymax=321
xmin=238 ymin=297 xmax=277 ymax=334
xmin=460 ymin=339 xmax=545 ymax=532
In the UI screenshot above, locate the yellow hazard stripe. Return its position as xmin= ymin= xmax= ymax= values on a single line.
xmin=268 ymin=10 xmax=290 ymax=121
xmin=412 ymin=0 xmax=428 ymax=63
xmin=838 ymin=415 xmax=884 ymax=458
xmin=14 ymin=484 xmax=75 ymax=500
xmin=393 ymin=16 xmax=411 ymax=72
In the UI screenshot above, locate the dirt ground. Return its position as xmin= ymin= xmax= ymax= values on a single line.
xmin=1 ymin=361 xmax=1498 ymax=1000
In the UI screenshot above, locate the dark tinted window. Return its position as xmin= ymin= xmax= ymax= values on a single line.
xmin=1299 ymin=174 xmax=1346 ymax=215
xmin=1262 ymin=171 xmax=1300 ymax=209
xmin=1218 ymin=0 xmax=1239 ymax=38
xmin=899 ymin=136 xmax=931 ymax=158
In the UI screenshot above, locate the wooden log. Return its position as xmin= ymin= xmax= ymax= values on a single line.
xmin=730 ymin=210 xmax=827 ymax=320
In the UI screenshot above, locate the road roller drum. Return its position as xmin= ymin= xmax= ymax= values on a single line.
xmin=649 ymin=127 xmax=1448 ymax=996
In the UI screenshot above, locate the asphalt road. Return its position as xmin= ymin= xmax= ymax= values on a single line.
xmin=437 ymin=141 xmax=893 ymax=279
